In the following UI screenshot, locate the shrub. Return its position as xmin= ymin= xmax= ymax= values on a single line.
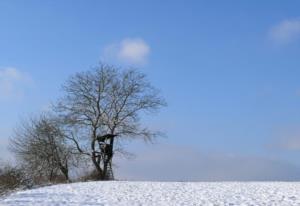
xmin=0 ymin=164 xmax=31 ymax=196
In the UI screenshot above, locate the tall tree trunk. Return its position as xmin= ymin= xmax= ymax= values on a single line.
xmin=91 ymin=138 xmax=103 ymax=180
xmin=103 ymin=136 xmax=114 ymax=180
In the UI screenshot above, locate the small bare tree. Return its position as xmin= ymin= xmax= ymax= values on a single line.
xmin=55 ymin=63 xmax=166 ymax=180
xmin=10 ymin=115 xmax=73 ymax=183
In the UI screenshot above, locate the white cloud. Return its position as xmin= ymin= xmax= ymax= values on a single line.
xmin=269 ymin=18 xmax=300 ymax=45
xmin=102 ymin=38 xmax=150 ymax=65
xmin=0 ymin=67 xmax=33 ymax=100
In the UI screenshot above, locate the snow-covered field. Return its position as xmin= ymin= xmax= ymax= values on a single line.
xmin=1 ymin=181 xmax=300 ymax=206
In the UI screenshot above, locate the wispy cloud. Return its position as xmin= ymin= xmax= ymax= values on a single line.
xmin=0 ymin=67 xmax=33 ymax=101
xmin=269 ymin=18 xmax=300 ymax=45
xmin=102 ymin=38 xmax=150 ymax=65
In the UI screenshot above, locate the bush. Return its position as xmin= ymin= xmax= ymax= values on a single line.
xmin=0 ymin=164 xmax=31 ymax=196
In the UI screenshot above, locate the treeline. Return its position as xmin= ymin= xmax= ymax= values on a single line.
xmin=0 ymin=63 xmax=165 ymax=194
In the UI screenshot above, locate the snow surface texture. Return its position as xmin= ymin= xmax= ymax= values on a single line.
xmin=1 ymin=181 xmax=300 ymax=206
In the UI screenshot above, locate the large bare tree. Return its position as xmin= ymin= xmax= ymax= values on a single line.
xmin=55 ymin=63 xmax=166 ymax=180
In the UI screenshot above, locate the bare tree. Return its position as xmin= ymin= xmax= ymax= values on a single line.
xmin=55 ymin=63 xmax=166 ymax=180
xmin=10 ymin=115 xmax=73 ymax=183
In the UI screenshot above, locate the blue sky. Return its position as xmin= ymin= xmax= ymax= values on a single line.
xmin=1 ymin=1 xmax=300 ymax=180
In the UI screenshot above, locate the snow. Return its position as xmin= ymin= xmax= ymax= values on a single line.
xmin=1 ymin=181 xmax=300 ymax=205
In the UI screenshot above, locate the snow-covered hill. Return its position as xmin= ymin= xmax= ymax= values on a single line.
xmin=1 ymin=181 xmax=300 ymax=205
